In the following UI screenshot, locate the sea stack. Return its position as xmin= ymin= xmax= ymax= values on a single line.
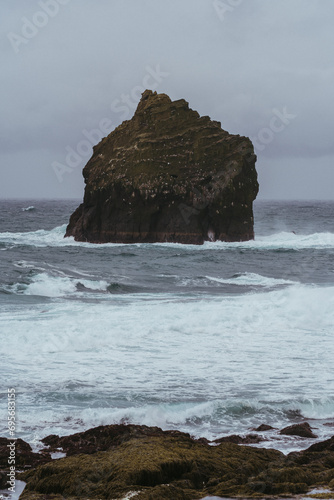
xmin=65 ymin=90 xmax=259 ymax=244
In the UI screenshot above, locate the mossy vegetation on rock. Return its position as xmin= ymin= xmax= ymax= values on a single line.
xmin=20 ymin=433 xmax=282 ymax=499
xmin=65 ymin=90 xmax=258 ymax=244
xmin=18 ymin=425 xmax=334 ymax=500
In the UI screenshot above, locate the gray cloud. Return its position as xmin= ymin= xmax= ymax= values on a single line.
xmin=1 ymin=0 xmax=334 ymax=199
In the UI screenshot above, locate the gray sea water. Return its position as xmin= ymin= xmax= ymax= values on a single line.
xmin=0 ymin=199 xmax=334 ymax=454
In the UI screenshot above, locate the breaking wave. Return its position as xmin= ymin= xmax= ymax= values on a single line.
xmin=3 ymin=270 xmax=300 ymax=299
xmin=0 ymin=226 xmax=334 ymax=249
xmin=21 ymin=205 xmax=35 ymax=212
xmin=6 ymin=272 xmax=110 ymax=298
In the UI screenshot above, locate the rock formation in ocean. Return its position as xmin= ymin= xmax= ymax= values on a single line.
xmin=65 ymin=90 xmax=259 ymax=244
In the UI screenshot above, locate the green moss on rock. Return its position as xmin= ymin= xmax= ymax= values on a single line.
xmin=19 ymin=426 xmax=334 ymax=499
xmin=20 ymin=432 xmax=282 ymax=499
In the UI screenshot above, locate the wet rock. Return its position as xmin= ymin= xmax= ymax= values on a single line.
xmin=0 ymin=469 xmax=7 ymax=489
xmin=288 ymin=435 xmax=334 ymax=474
xmin=304 ymin=435 xmax=334 ymax=453
xmin=20 ymin=429 xmax=282 ymax=500
xmin=41 ymin=424 xmax=190 ymax=456
xmin=0 ymin=437 xmax=51 ymax=469
xmin=253 ymin=423 xmax=276 ymax=432
xmin=0 ymin=437 xmax=51 ymax=489
xmin=17 ymin=425 xmax=334 ymax=499
xmin=280 ymin=422 xmax=318 ymax=438
xmin=212 ymin=433 xmax=264 ymax=444
xmin=65 ymin=90 xmax=258 ymax=244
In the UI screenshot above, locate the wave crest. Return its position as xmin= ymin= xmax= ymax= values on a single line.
xmin=1 ymin=227 xmax=334 ymax=249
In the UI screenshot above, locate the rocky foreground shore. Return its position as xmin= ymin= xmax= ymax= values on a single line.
xmin=1 ymin=423 xmax=334 ymax=499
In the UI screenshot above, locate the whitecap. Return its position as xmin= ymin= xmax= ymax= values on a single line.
xmin=0 ymin=225 xmax=68 ymax=247
xmin=1 ymin=227 xmax=334 ymax=249
xmin=8 ymin=272 xmax=110 ymax=298
xmin=205 ymin=272 xmax=297 ymax=287
xmin=14 ymin=273 xmax=77 ymax=297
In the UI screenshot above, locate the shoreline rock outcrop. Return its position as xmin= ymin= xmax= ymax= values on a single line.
xmin=0 ymin=437 xmax=50 ymax=489
xmin=3 ymin=424 xmax=332 ymax=500
xmin=65 ymin=90 xmax=258 ymax=244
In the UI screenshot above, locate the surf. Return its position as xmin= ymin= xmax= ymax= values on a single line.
xmin=1 ymin=225 xmax=334 ymax=250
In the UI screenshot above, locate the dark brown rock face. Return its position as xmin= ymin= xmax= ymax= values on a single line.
xmin=40 ymin=424 xmax=188 ymax=457
xmin=253 ymin=424 xmax=276 ymax=432
xmin=0 ymin=437 xmax=51 ymax=488
xmin=213 ymin=433 xmax=264 ymax=444
xmin=65 ymin=90 xmax=258 ymax=244
xmin=280 ymin=422 xmax=318 ymax=439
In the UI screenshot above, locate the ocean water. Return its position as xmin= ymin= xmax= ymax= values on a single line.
xmin=0 ymin=199 xmax=334 ymax=454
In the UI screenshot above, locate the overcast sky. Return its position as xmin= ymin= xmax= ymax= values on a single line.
xmin=1 ymin=0 xmax=333 ymax=200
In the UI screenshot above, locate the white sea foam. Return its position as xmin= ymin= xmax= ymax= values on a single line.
xmin=1 ymin=226 xmax=334 ymax=249
xmin=200 ymin=497 xmax=225 ymax=500
xmin=20 ymin=273 xmax=77 ymax=297
xmin=254 ymin=231 xmax=334 ymax=250
xmin=153 ymin=231 xmax=334 ymax=250
xmin=120 ymin=493 xmax=141 ymax=500
xmin=0 ymin=225 xmax=69 ymax=247
xmin=6 ymin=394 xmax=334 ymax=453
xmin=6 ymin=270 xmax=295 ymax=301
xmin=176 ymin=272 xmax=296 ymax=289
xmin=1 ymin=283 xmax=334 ymax=449
xmin=2 ymin=283 xmax=333 ymax=364
xmin=8 ymin=272 xmax=109 ymax=297
xmin=21 ymin=206 xmax=35 ymax=211
xmin=201 ymin=231 xmax=334 ymax=250
xmin=0 ymin=480 xmax=26 ymax=500
xmin=78 ymin=278 xmax=109 ymax=291
xmin=205 ymin=272 xmax=296 ymax=287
